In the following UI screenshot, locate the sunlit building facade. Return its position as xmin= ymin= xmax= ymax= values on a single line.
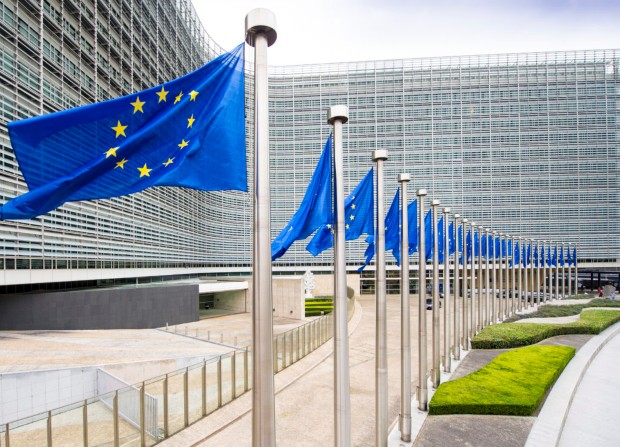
xmin=0 ymin=0 xmax=618 ymax=293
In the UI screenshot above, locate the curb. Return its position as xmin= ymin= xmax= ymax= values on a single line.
xmin=525 ymin=321 xmax=620 ymax=447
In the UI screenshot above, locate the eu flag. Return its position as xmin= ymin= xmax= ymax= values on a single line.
xmin=2 ymin=44 xmax=246 ymax=220
xmin=465 ymin=229 xmax=472 ymax=261
xmin=513 ymin=241 xmax=520 ymax=266
xmin=571 ymin=247 xmax=577 ymax=266
xmin=437 ymin=216 xmax=445 ymax=263
xmin=424 ymin=210 xmax=432 ymax=259
xmin=533 ymin=244 xmax=539 ymax=267
xmin=473 ymin=229 xmax=480 ymax=257
xmin=271 ymin=136 xmax=333 ymax=261
xmin=307 ymin=168 xmax=374 ymax=271
xmin=481 ymin=233 xmax=487 ymax=258
xmin=448 ymin=221 xmax=456 ymax=255
xmin=384 ymin=189 xmax=400 ymax=263
xmin=559 ymin=245 xmax=565 ymax=266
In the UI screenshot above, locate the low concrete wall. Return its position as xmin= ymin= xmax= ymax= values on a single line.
xmin=273 ymin=277 xmax=304 ymax=319
xmin=214 ymin=289 xmax=248 ymax=312
xmin=313 ymin=273 xmax=360 ymax=297
xmin=0 ymin=284 xmax=198 ymax=330
xmin=0 ymin=367 xmax=97 ymax=425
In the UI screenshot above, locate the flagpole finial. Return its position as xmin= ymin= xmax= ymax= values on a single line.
xmin=417 ymin=188 xmax=427 ymax=196
xmin=462 ymin=218 xmax=468 ymax=223
xmin=327 ymin=105 xmax=349 ymax=124
xmin=398 ymin=173 xmax=410 ymax=183
xmin=245 ymin=8 xmax=277 ymax=47
xmin=443 ymin=207 xmax=451 ymax=213
xmin=431 ymin=199 xmax=440 ymax=206
xmin=454 ymin=213 xmax=461 ymax=219
xmin=372 ymin=149 xmax=388 ymax=161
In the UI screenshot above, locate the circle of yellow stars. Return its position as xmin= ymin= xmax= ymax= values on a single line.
xmin=104 ymin=87 xmax=200 ymax=179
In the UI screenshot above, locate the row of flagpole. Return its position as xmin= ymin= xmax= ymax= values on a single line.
xmin=246 ymin=9 xmax=579 ymax=446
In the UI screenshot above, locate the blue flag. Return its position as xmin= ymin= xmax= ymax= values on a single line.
xmin=473 ymin=229 xmax=480 ymax=257
xmin=559 ymin=245 xmax=565 ymax=266
xmin=572 ymin=247 xmax=577 ymax=266
xmin=437 ymin=216 xmax=445 ymax=263
xmin=385 ymin=192 xmax=419 ymax=265
xmin=424 ymin=210 xmax=433 ymax=260
xmin=457 ymin=225 xmax=464 ymax=264
xmin=2 ymin=45 xmax=246 ymax=220
xmin=385 ymin=189 xmax=400 ymax=263
xmin=272 ymin=136 xmax=332 ymax=260
xmin=546 ymin=245 xmax=551 ymax=266
xmin=508 ymin=239 xmax=513 ymax=258
xmin=513 ymin=241 xmax=520 ymax=266
xmin=524 ymin=242 xmax=531 ymax=267
xmin=551 ymin=246 xmax=557 ymax=266
xmin=481 ymin=233 xmax=487 ymax=258
xmin=466 ymin=229 xmax=472 ymax=261
xmin=448 ymin=221 xmax=456 ymax=255
xmin=533 ymin=244 xmax=539 ymax=267
xmin=307 ymin=168 xmax=374 ymax=271
xmin=495 ymin=236 xmax=501 ymax=259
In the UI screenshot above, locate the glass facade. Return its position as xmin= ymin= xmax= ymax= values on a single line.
xmin=0 ymin=0 xmax=618 ymax=288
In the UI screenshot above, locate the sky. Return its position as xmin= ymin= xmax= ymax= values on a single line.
xmin=194 ymin=0 xmax=619 ymax=66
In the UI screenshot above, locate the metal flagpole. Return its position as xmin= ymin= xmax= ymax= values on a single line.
xmin=484 ymin=228 xmax=490 ymax=327
xmin=245 ymin=9 xmax=277 ymax=447
xmin=461 ymin=218 xmax=469 ymax=351
xmin=431 ymin=200 xmax=441 ymax=388
xmin=328 ymin=106 xmax=351 ymax=447
xmin=417 ymin=189 xmax=428 ymax=411
xmin=574 ymin=243 xmax=579 ymax=296
xmin=492 ymin=231 xmax=498 ymax=323
xmin=453 ymin=214 xmax=461 ymax=360
xmin=555 ymin=242 xmax=560 ymax=301
xmin=373 ymin=149 xmax=389 ymax=447
xmin=524 ymin=239 xmax=530 ymax=309
xmin=443 ymin=207 xmax=451 ymax=372
xmin=398 ymin=174 xmax=411 ymax=442
xmin=528 ymin=239 xmax=533 ymax=308
xmin=477 ymin=225 xmax=484 ymax=331
xmin=470 ymin=222 xmax=477 ymax=337
xmin=515 ymin=236 xmax=521 ymax=312
xmin=536 ymin=240 xmax=541 ymax=306
xmin=496 ymin=233 xmax=508 ymax=322
xmin=543 ymin=241 xmax=549 ymax=302
xmin=567 ymin=242 xmax=573 ymax=298
xmin=561 ymin=243 xmax=567 ymax=299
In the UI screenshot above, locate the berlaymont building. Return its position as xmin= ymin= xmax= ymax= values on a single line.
xmin=0 ymin=0 xmax=618 ymax=308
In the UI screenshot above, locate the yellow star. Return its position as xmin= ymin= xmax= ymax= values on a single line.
xmin=156 ymin=86 xmax=168 ymax=103
xmin=349 ymin=215 xmax=355 ymax=221
xmin=130 ymin=96 xmax=145 ymax=113
xmin=189 ymin=90 xmax=199 ymax=101
xmin=163 ymin=158 xmax=174 ymax=167
xmin=112 ymin=120 xmax=127 ymax=138
xmin=327 ymin=224 xmax=332 ymax=229
xmin=137 ymin=163 xmax=152 ymax=177
xmin=115 ymin=158 xmax=128 ymax=169
xmin=346 ymin=224 xmax=350 ymax=230
xmin=351 ymin=204 xmax=356 ymax=209
xmin=174 ymin=91 xmax=183 ymax=104
xmin=187 ymin=114 xmax=195 ymax=128
xmin=104 ymin=147 xmax=119 ymax=158
xmin=178 ymin=139 xmax=189 ymax=149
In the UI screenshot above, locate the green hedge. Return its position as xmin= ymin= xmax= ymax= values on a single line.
xmin=429 ymin=345 xmax=575 ymax=416
xmin=305 ymin=297 xmax=333 ymax=316
xmin=472 ymin=309 xmax=620 ymax=349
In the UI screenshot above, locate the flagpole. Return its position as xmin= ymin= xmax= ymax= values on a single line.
xmin=477 ymin=225 xmax=484 ymax=331
xmin=461 ymin=218 xmax=469 ymax=351
xmin=453 ymin=214 xmax=461 ymax=360
xmin=470 ymin=222 xmax=477 ymax=338
xmin=561 ymin=243 xmax=567 ymax=299
xmin=417 ymin=188 xmax=428 ymax=411
xmin=555 ymin=242 xmax=560 ymax=300
xmin=567 ymin=242 xmax=573 ymax=297
xmin=543 ymin=241 xmax=548 ymax=302
xmin=527 ymin=239 xmax=532 ymax=308
xmin=492 ymin=231 xmax=498 ymax=323
xmin=484 ymin=228 xmax=490 ymax=327
xmin=536 ymin=240 xmax=541 ymax=306
xmin=328 ymin=105 xmax=351 ymax=447
xmin=499 ymin=233 xmax=505 ymax=320
xmin=373 ymin=149 xmax=389 ymax=446
xmin=398 ymin=173 xmax=411 ymax=442
xmin=245 ymin=9 xmax=277 ymax=447
xmin=443 ymin=207 xmax=451 ymax=372
xmin=573 ymin=244 xmax=579 ymax=296
xmin=431 ymin=199 xmax=441 ymax=388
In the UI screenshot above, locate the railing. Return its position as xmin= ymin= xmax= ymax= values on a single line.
xmin=0 ymin=312 xmax=334 ymax=447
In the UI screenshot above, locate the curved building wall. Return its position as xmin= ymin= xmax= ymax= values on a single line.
xmin=0 ymin=0 xmax=617 ymax=288
xmin=268 ymin=51 xmax=620 ymax=268
xmin=0 ymin=0 xmax=252 ymax=286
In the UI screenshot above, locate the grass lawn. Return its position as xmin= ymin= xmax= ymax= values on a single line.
xmin=472 ymin=309 xmax=620 ymax=349
xmin=429 ymin=345 xmax=575 ymax=416
xmin=505 ymin=299 xmax=620 ymax=322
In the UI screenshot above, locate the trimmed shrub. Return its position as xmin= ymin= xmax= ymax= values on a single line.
xmin=429 ymin=345 xmax=575 ymax=416
xmin=305 ymin=297 xmax=333 ymax=316
xmin=472 ymin=309 xmax=620 ymax=349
